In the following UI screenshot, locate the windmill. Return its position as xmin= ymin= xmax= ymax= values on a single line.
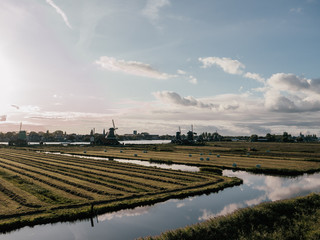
xmin=8 ymin=122 xmax=27 ymax=146
xmin=18 ymin=122 xmax=27 ymax=141
xmin=106 ymin=120 xmax=118 ymax=140
xmin=187 ymin=124 xmax=195 ymax=141
xmin=175 ymin=126 xmax=182 ymax=141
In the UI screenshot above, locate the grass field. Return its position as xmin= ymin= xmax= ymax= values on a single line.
xmin=43 ymin=141 xmax=320 ymax=175
xmin=0 ymin=146 xmax=240 ymax=233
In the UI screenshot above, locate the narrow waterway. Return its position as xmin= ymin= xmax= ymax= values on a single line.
xmin=2 ymin=166 xmax=320 ymax=240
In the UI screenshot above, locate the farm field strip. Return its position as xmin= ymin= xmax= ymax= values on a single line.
xmin=1 ymin=153 xmax=188 ymax=189
xmin=0 ymin=160 xmax=98 ymax=200
xmin=42 ymin=151 xmax=205 ymax=181
xmin=0 ymin=154 xmax=151 ymax=193
xmin=0 ymin=177 xmax=43 ymax=208
xmin=77 ymin=149 xmax=320 ymax=171
xmin=0 ymin=157 xmax=124 ymax=197
xmin=5 ymin=150 xmax=205 ymax=183
xmin=0 ymin=191 xmax=25 ymax=215
xmin=7 ymin=158 xmax=141 ymax=194
xmin=0 ymin=170 xmax=79 ymax=206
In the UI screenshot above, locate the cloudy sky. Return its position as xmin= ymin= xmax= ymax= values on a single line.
xmin=1 ymin=0 xmax=320 ymax=136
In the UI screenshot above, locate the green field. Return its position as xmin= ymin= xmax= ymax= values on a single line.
xmin=0 ymin=147 xmax=240 ymax=232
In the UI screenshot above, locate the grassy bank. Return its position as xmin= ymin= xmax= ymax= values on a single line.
xmin=142 ymin=193 xmax=320 ymax=240
xmin=0 ymin=147 xmax=241 ymax=233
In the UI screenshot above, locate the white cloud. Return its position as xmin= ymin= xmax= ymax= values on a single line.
xmin=153 ymin=91 xmax=241 ymax=112
xmin=244 ymin=72 xmax=265 ymax=83
xmin=176 ymin=70 xmax=198 ymax=84
xmin=267 ymin=73 xmax=320 ymax=94
xmin=153 ymin=91 xmax=217 ymax=109
xmin=177 ymin=69 xmax=186 ymax=75
xmin=199 ymin=57 xmax=245 ymax=75
xmin=189 ymin=75 xmax=198 ymax=84
xmin=264 ymin=73 xmax=320 ymax=113
xmin=46 ymin=0 xmax=72 ymax=29
xmin=95 ymin=56 xmax=176 ymax=80
xmin=142 ymin=0 xmax=170 ymax=22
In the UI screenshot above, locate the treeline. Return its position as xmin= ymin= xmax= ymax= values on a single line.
xmin=195 ymin=131 xmax=319 ymax=143
xmin=0 ymin=130 xmax=88 ymax=142
xmin=0 ymin=130 xmax=318 ymax=143
xmin=0 ymin=130 xmax=171 ymax=142
xmin=249 ymin=132 xmax=319 ymax=143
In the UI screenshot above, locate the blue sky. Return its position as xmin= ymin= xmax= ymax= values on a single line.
xmin=1 ymin=0 xmax=320 ymax=135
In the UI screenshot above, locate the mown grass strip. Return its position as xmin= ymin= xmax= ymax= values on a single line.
xmin=2 ymin=151 xmax=197 ymax=187
xmin=0 ymin=161 xmax=94 ymax=200
xmin=1 ymin=152 xmax=179 ymax=191
xmin=0 ymin=171 xmax=73 ymax=205
xmin=0 ymin=158 xmax=122 ymax=197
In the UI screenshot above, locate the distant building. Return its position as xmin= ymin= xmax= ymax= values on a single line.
xmin=133 ymin=130 xmax=137 ymax=135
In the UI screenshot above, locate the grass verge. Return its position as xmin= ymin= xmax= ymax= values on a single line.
xmin=142 ymin=193 xmax=320 ymax=240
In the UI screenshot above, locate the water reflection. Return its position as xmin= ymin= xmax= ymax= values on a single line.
xmin=195 ymin=170 xmax=320 ymax=221
xmin=98 ymin=206 xmax=152 ymax=222
xmin=1 ymin=171 xmax=320 ymax=240
xmin=226 ymin=170 xmax=320 ymax=201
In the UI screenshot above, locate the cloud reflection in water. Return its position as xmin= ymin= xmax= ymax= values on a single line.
xmin=198 ymin=171 xmax=320 ymax=221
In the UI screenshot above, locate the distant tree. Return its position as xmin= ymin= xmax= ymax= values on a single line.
xmin=266 ymin=133 xmax=275 ymax=142
xmin=28 ymin=131 xmax=40 ymax=141
xmin=282 ymin=132 xmax=292 ymax=142
xmin=250 ymin=134 xmax=258 ymax=142
xmin=5 ymin=132 xmax=16 ymax=140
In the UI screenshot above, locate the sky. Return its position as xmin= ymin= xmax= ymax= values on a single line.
xmin=0 ymin=0 xmax=320 ymax=136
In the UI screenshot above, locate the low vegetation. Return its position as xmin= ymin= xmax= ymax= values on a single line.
xmin=142 ymin=193 xmax=320 ymax=240
xmin=1 ymin=142 xmax=320 ymax=234
xmin=0 ymin=147 xmax=240 ymax=233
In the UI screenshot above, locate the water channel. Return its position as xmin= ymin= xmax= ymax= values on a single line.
xmin=1 ymin=155 xmax=320 ymax=240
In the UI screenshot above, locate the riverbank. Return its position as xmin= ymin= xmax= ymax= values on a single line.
xmin=0 ymin=147 xmax=241 ymax=233
xmin=143 ymin=193 xmax=320 ymax=240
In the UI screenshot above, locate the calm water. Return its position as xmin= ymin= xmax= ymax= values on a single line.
xmin=2 ymin=170 xmax=320 ymax=240
xmin=120 ymin=140 xmax=171 ymax=145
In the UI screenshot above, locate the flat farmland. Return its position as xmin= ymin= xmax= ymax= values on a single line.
xmin=0 ymin=147 xmax=239 ymax=232
xmin=59 ymin=142 xmax=320 ymax=175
